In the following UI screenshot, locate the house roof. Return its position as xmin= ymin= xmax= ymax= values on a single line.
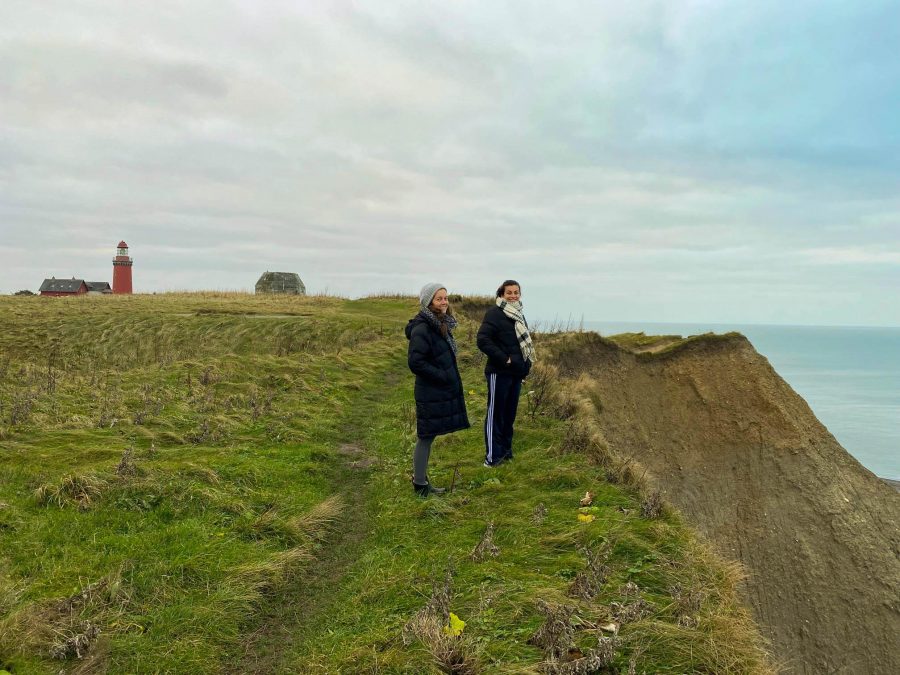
xmin=39 ymin=278 xmax=86 ymax=293
xmin=255 ymin=271 xmax=306 ymax=294
xmin=86 ymin=281 xmax=111 ymax=292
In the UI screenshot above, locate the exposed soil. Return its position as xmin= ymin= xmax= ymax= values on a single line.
xmin=550 ymin=332 xmax=900 ymax=674
xmin=337 ymin=442 xmax=379 ymax=470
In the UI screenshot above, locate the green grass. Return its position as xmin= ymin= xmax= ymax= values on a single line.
xmin=0 ymin=293 xmax=769 ymax=674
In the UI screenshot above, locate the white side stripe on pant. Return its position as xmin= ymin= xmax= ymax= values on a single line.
xmin=486 ymin=373 xmax=496 ymax=464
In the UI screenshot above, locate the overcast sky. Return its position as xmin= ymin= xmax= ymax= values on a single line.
xmin=2 ymin=1 xmax=898 ymax=326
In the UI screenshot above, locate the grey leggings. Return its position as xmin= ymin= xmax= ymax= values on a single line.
xmin=413 ymin=435 xmax=435 ymax=485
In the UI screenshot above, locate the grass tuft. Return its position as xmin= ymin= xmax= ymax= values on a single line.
xmin=34 ymin=473 xmax=107 ymax=510
xmin=1 ymin=564 xmax=130 ymax=667
xmin=233 ymin=545 xmax=315 ymax=598
xmin=286 ymin=494 xmax=343 ymax=541
xmin=403 ymin=566 xmax=482 ymax=674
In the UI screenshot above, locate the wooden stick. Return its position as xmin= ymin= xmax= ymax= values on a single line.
xmin=449 ymin=459 xmax=461 ymax=493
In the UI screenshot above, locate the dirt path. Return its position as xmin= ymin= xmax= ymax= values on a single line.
xmin=630 ymin=336 xmax=683 ymax=353
xmin=227 ymin=367 xmax=399 ymax=674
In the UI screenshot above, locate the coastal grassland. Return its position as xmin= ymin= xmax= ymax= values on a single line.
xmin=0 ymin=292 xmax=409 ymax=673
xmin=0 ymin=293 xmax=769 ymax=673
xmin=273 ymin=341 xmax=770 ymax=673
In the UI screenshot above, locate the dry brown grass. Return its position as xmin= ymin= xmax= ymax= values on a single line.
xmin=34 ymin=473 xmax=107 ymax=510
xmin=0 ymin=564 xmax=130 ymax=666
xmin=402 ymin=566 xmax=482 ymax=674
xmin=233 ymin=545 xmax=315 ymax=599
xmin=619 ymin=541 xmax=773 ymax=674
xmin=286 ymin=494 xmax=344 ymax=541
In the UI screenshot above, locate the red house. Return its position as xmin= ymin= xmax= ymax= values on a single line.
xmin=39 ymin=278 xmax=89 ymax=297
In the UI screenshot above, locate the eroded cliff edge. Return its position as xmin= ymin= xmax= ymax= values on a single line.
xmin=548 ymin=332 xmax=900 ymax=674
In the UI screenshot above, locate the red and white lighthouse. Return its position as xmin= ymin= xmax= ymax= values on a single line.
xmin=112 ymin=241 xmax=133 ymax=294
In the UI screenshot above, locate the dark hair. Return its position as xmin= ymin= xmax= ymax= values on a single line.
xmin=496 ymin=280 xmax=521 ymax=297
xmin=428 ymin=303 xmax=453 ymax=337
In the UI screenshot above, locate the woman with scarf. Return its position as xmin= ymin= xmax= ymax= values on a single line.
xmin=405 ymin=283 xmax=470 ymax=497
xmin=477 ymin=280 xmax=535 ymax=467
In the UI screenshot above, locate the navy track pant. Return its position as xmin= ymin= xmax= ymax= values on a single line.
xmin=484 ymin=372 xmax=522 ymax=465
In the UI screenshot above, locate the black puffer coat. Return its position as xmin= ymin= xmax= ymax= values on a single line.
xmin=476 ymin=305 xmax=533 ymax=379
xmin=405 ymin=313 xmax=470 ymax=438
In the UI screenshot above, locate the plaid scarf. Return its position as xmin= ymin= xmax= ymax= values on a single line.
xmin=420 ymin=308 xmax=459 ymax=354
xmin=497 ymin=297 xmax=535 ymax=362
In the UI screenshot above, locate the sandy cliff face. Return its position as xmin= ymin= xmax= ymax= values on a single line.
xmin=551 ymin=333 xmax=900 ymax=674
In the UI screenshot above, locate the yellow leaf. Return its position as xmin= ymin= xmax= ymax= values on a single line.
xmin=468 ymin=390 xmax=476 ymax=395
xmin=443 ymin=612 xmax=466 ymax=637
xmin=577 ymin=513 xmax=595 ymax=523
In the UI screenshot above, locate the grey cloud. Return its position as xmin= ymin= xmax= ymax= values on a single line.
xmin=0 ymin=42 xmax=229 ymax=128
xmin=1 ymin=1 xmax=897 ymax=325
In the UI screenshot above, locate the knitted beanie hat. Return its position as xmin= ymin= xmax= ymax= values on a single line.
xmin=419 ymin=283 xmax=446 ymax=311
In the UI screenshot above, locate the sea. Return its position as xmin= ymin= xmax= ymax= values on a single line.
xmin=572 ymin=321 xmax=900 ymax=481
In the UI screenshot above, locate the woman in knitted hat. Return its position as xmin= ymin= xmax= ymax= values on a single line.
xmin=476 ymin=280 xmax=535 ymax=467
xmin=405 ymin=283 xmax=471 ymax=497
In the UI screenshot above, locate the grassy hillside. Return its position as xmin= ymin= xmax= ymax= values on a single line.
xmin=0 ymin=293 xmax=769 ymax=674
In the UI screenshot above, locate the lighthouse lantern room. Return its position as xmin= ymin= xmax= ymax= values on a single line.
xmin=112 ymin=240 xmax=133 ymax=294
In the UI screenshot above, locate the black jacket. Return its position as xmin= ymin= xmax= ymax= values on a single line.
xmin=476 ymin=305 xmax=532 ymax=379
xmin=405 ymin=313 xmax=470 ymax=438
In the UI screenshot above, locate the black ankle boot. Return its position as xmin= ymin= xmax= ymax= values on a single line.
xmin=425 ymin=476 xmax=446 ymax=494
xmin=413 ymin=481 xmax=445 ymax=497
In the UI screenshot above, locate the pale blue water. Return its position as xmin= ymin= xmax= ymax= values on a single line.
xmin=575 ymin=321 xmax=900 ymax=480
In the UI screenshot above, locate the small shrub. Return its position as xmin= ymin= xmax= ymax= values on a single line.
xmin=9 ymin=390 xmax=36 ymax=426
xmin=529 ymin=599 xmax=576 ymax=660
xmin=48 ymin=621 xmax=100 ymax=660
xmin=640 ymin=490 xmax=663 ymax=519
xmin=542 ymin=636 xmax=617 ymax=674
xmin=469 ymin=522 xmax=500 ymax=562
xmin=96 ymin=397 xmax=121 ymax=428
xmin=525 ymin=364 xmax=557 ymax=420
xmin=403 ymin=566 xmax=480 ymax=674
xmin=560 ymin=423 xmax=592 ymax=455
xmin=567 ymin=545 xmax=610 ymax=600
xmin=199 ymin=365 xmax=218 ymax=386
xmin=550 ymin=391 xmax=578 ymax=420
xmin=115 ymin=447 xmax=137 ymax=476
xmin=669 ymin=583 xmax=706 ymax=628
xmin=610 ymin=597 xmax=654 ymax=624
